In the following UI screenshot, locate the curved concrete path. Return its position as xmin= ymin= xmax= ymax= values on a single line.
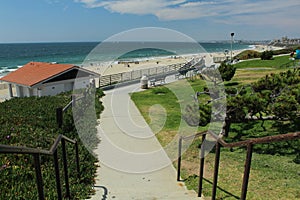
xmin=89 ymin=77 xmax=201 ymax=200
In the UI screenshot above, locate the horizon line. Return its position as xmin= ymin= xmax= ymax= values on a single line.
xmin=0 ymin=39 xmax=271 ymax=45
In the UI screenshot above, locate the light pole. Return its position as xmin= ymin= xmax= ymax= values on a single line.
xmin=230 ymin=32 xmax=234 ymax=62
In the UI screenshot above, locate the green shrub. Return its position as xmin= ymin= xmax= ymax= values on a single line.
xmin=293 ymin=153 xmax=300 ymax=164
xmin=0 ymin=89 xmax=104 ymax=199
xmin=235 ymin=50 xmax=261 ymax=60
xmin=218 ymin=62 xmax=236 ymax=81
xmin=260 ymin=50 xmax=274 ymax=60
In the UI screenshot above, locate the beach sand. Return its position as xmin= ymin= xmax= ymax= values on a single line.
xmin=85 ymin=56 xmax=189 ymax=76
xmin=84 ymin=44 xmax=283 ymax=76
xmin=0 ymin=84 xmax=15 ymax=102
xmin=252 ymin=45 xmax=283 ymax=52
xmin=84 ymin=50 xmax=240 ymax=76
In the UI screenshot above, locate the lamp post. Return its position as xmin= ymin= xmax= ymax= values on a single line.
xmin=230 ymin=32 xmax=234 ymax=62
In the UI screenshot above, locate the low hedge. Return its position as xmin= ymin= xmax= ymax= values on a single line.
xmin=0 ymin=89 xmax=104 ymax=199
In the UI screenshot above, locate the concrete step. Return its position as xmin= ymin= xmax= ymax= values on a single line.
xmin=89 ymin=187 xmax=203 ymax=200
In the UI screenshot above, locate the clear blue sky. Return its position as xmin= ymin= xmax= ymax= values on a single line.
xmin=0 ymin=0 xmax=299 ymax=43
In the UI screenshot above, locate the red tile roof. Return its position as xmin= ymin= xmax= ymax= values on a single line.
xmin=0 ymin=62 xmax=76 ymax=87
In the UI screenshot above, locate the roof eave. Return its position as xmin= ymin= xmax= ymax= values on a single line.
xmin=0 ymin=80 xmax=31 ymax=88
xmin=31 ymin=66 xmax=99 ymax=87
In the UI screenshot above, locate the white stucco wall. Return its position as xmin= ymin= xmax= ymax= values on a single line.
xmin=15 ymin=86 xmax=33 ymax=97
xmin=73 ymin=78 xmax=90 ymax=90
xmin=13 ymin=76 xmax=95 ymax=97
xmin=16 ymin=85 xmax=23 ymax=97
xmin=42 ymin=83 xmax=65 ymax=96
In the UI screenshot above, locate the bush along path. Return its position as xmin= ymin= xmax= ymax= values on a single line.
xmin=0 ymin=89 xmax=104 ymax=199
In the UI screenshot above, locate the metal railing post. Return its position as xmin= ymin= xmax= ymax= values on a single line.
xmin=177 ymin=136 xmax=183 ymax=181
xmin=33 ymin=154 xmax=45 ymax=200
xmin=61 ymin=139 xmax=71 ymax=198
xmin=56 ymin=107 xmax=63 ymax=128
xmin=198 ymin=134 xmax=206 ymax=197
xmin=241 ymin=143 xmax=253 ymax=200
xmin=212 ymin=142 xmax=221 ymax=200
xmin=75 ymin=141 xmax=81 ymax=179
xmin=72 ymin=95 xmax=76 ymax=107
xmin=53 ymin=150 xmax=62 ymax=200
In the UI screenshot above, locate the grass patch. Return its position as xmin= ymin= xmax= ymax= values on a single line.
xmin=234 ymin=55 xmax=292 ymax=69
xmin=231 ymin=68 xmax=289 ymax=85
xmin=131 ymin=86 xmax=181 ymax=131
xmin=180 ymin=147 xmax=300 ymax=200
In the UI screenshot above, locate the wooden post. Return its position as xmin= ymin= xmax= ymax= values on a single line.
xmin=212 ymin=143 xmax=221 ymax=200
xmin=241 ymin=144 xmax=253 ymax=200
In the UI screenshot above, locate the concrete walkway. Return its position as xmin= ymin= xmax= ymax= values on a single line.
xmin=89 ymin=77 xmax=200 ymax=200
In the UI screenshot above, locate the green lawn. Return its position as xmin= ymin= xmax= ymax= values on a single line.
xmin=234 ymin=55 xmax=295 ymax=69
xmin=131 ymin=65 xmax=300 ymax=199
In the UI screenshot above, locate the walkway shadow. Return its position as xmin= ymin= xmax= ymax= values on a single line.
xmin=93 ymin=185 xmax=108 ymax=200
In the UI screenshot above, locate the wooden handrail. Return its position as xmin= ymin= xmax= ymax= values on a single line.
xmin=181 ymin=130 xmax=300 ymax=147
xmin=178 ymin=131 xmax=300 ymax=200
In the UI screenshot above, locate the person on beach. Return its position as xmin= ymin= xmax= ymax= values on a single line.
xmin=295 ymin=49 xmax=300 ymax=59
xmin=290 ymin=51 xmax=295 ymax=58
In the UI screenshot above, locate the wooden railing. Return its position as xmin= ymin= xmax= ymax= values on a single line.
xmin=177 ymin=131 xmax=300 ymax=200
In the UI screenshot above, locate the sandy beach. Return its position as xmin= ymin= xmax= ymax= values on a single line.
xmin=84 ymin=50 xmax=238 ymax=76
xmin=0 ymin=84 xmax=15 ymax=102
xmin=86 ymin=56 xmax=189 ymax=76
xmin=85 ymin=44 xmax=282 ymax=76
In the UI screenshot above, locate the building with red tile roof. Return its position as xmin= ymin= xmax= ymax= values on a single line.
xmin=0 ymin=62 xmax=99 ymax=98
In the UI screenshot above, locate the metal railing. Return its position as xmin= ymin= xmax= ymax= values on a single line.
xmin=56 ymin=95 xmax=86 ymax=128
xmin=177 ymin=131 xmax=300 ymax=200
xmin=0 ymin=134 xmax=80 ymax=200
xmin=99 ymin=62 xmax=186 ymax=87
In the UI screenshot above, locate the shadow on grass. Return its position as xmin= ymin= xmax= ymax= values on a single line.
xmin=202 ymin=178 xmax=240 ymax=199
xmin=227 ymin=120 xmax=300 ymax=157
xmin=181 ymin=175 xmax=240 ymax=199
xmin=224 ymin=81 xmax=239 ymax=87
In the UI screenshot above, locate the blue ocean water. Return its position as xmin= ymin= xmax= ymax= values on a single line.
xmin=0 ymin=42 xmax=252 ymax=76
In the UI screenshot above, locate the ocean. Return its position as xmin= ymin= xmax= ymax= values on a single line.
xmin=0 ymin=42 xmax=252 ymax=77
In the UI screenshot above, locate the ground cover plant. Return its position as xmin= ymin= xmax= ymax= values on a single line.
xmin=131 ymin=58 xmax=300 ymax=199
xmin=0 ymin=89 xmax=104 ymax=199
